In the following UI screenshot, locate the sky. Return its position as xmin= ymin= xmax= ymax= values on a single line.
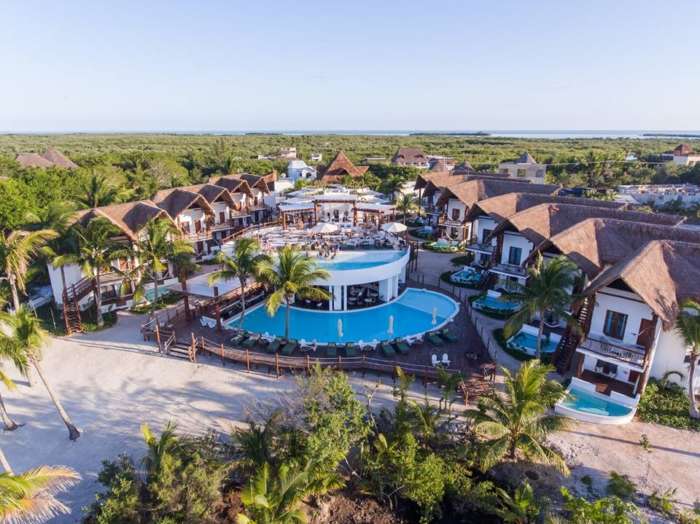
xmin=2 ymin=0 xmax=700 ymax=132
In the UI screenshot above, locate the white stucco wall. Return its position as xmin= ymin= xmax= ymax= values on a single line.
xmin=588 ymin=287 xmax=654 ymax=347
xmin=500 ymin=232 xmax=533 ymax=265
xmin=446 ymin=198 xmax=466 ymax=221
xmin=474 ymin=216 xmax=496 ymax=243
xmin=650 ymin=328 xmax=699 ymax=392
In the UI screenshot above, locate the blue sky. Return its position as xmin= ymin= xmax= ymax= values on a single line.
xmin=2 ymin=0 xmax=699 ymax=132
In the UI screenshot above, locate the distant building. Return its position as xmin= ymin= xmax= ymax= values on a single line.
xmin=286 ymin=159 xmax=317 ymax=182
xmin=16 ymin=147 xmax=78 ymax=169
xmin=278 ymin=147 xmax=297 ymax=160
xmin=310 ymin=152 xmax=323 ymax=162
xmin=392 ymin=147 xmax=430 ymax=169
xmin=498 ymin=152 xmax=546 ymax=183
xmin=617 ymin=183 xmax=700 ymax=208
xmin=362 ymin=156 xmax=388 ymax=164
xmin=427 ymin=156 xmax=455 ymax=171
xmin=319 ymin=151 xmax=369 ymax=184
xmin=670 ymin=144 xmax=700 ymax=166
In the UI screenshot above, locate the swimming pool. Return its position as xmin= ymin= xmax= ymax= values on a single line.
xmin=316 ymin=250 xmax=407 ymax=270
xmin=473 ymin=294 xmax=520 ymax=313
xmin=507 ymin=331 xmax=560 ymax=356
xmin=144 ymin=287 xmax=173 ymax=302
xmin=451 ymin=267 xmax=482 ymax=285
xmin=228 ymin=287 xmax=459 ymax=344
xmin=555 ymin=381 xmax=636 ymax=425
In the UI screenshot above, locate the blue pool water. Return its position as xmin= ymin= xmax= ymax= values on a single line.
xmin=507 ymin=332 xmax=559 ymax=354
xmin=230 ymin=288 xmax=458 ymax=343
xmin=316 ymin=250 xmax=406 ymax=270
xmin=474 ymin=295 xmax=520 ymax=312
xmin=451 ymin=268 xmax=482 ymax=284
xmin=144 ymin=287 xmax=172 ymax=302
xmin=560 ymin=387 xmax=633 ymax=417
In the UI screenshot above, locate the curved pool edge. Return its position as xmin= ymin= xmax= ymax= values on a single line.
xmin=228 ymin=287 xmax=461 ymax=345
xmin=554 ymin=378 xmax=638 ymax=425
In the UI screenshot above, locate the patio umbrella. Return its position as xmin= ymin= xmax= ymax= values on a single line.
xmin=310 ymin=222 xmax=340 ymax=234
xmin=337 ymin=318 xmax=343 ymax=338
xmin=432 ymin=307 xmax=438 ymax=326
xmin=388 ymin=315 xmax=394 ymax=336
xmin=381 ymin=222 xmax=407 ymax=234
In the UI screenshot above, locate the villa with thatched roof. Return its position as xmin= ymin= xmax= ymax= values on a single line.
xmin=318 ymin=151 xmax=369 ymax=183
xmin=16 ymin=147 xmax=78 ymax=169
xmin=392 ymin=147 xmax=429 ymax=169
xmin=498 ymin=151 xmax=547 ymax=183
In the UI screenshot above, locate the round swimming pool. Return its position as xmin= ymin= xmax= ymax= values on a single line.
xmin=228 ymin=287 xmax=459 ymax=344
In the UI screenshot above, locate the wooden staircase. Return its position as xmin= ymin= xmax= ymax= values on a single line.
xmin=553 ymin=296 xmax=592 ymax=374
xmin=62 ymin=278 xmax=94 ymax=335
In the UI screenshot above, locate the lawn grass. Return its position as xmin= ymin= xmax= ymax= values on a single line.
xmin=35 ymin=304 xmax=117 ymax=335
xmin=637 ymin=379 xmax=700 ymax=431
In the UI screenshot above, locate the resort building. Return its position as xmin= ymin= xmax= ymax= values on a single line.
xmin=392 ymin=147 xmax=430 ymax=169
xmin=669 ymin=143 xmax=700 ymax=166
xmin=318 ymin=151 xmax=369 ymax=184
xmin=16 ymin=147 xmax=78 ymax=169
xmin=498 ymin=152 xmax=547 ymax=183
xmin=286 ymin=159 xmax=317 ymax=182
xmin=616 ymin=183 xmax=700 ymax=208
xmin=310 ymin=152 xmax=323 ymax=162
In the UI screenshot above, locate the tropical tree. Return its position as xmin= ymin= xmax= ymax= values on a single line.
xmin=256 ymin=246 xmax=329 ymax=340
xmin=395 ymin=193 xmax=416 ymax=224
xmin=504 ymin=254 xmax=580 ymax=360
xmin=0 ymin=229 xmax=58 ymax=312
xmin=0 ymin=457 xmax=80 ymax=523
xmin=69 ymin=218 xmax=121 ymax=328
xmin=237 ymin=462 xmax=309 ymax=524
xmin=0 ymin=308 xmax=81 ymax=440
xmin=466 ymin=360 xmax=568 ymax=473
xmin=209 ymin=238 xmax=267 ymax=328
xmin=436 ymin=367 xmax=464 ymax=413
xmin=74 ymin=169 xmax=120 ymax=208
xmin=169 ymin=249 xmax=198 ymax=320
xmin=674 ymin=299 xmax=700 ymax=419
xmin=0 ymin=336 xmax=29 ymax=431
xmin=135 ymin=218 xmax=193 ymax=315
xmin=494 ymin=482 xmax=542 ymax=524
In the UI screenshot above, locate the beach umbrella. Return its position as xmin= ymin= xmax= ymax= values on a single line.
xmin=381 ymin=222 xmax=407 ymax=234
xmin=310 ymin=222 xmax=340 ymax=234
xmin=432 ymin=307 xmax=438 ymax=326
xmin=388 ymin=315 xmax=394 ymax=336
xmin=337 ymin=318 xmax=343 ymax=338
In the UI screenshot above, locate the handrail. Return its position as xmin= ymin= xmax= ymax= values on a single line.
xmin=579 ymin=335 xmax=646 ymax=366
xmin=221 ymin=219 xmax=281 ymax=244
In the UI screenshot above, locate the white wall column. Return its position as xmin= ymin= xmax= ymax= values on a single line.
xmin=331 ymin=285 xmax=344 ymax=311
xmin=378 ymin=279 xmax=390 ymax=302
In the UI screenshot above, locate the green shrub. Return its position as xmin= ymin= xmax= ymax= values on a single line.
xmin=606 ymin=472 xmax=636 ymax=500
xmin=450 ymin=255 xmax=471 ymax=266
xmin=637 ymin=380 xmax=700 ymax=431
xmin=561 ymin=487 xmax=639 ymax=523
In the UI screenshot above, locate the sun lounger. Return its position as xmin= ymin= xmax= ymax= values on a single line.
xmin=266 ymin=338 xmax=281 ymax=353
xmin=343 ymin=344 xmax=358 ymax=357
xmin=439 ymin=329 xmax=459 ymax=343
xmin=393 ymin=339 xmax=410 ymax=355
xmin=281 ymin=341 xmax=298 ymax=356
xmin=230 ymin=333 xmax=248 ymax=345
xmin=426 ymin=332 xmax=444 ymax=346
xmin=326 ymin=344 xmax=337 ymax=358
xmin=381 ymin=342 xmax=396 ymax=357
xmin=242 ymin=334 xmax=260 ymax=349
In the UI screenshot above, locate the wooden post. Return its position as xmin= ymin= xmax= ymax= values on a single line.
xmin=214 ymin=287 xmax=222 ymax=332
xmin=275 ymin=352 xmax=280 ymax=378
xmin=306 ymin=354 xmax=310 ymax=374
xmin=246 ymin=349 xmax=250 ymax=372
xmin=155 ymin=321 xmax=162 ymax=353
xmin=190 ymin=332 xmax=196 ymax=362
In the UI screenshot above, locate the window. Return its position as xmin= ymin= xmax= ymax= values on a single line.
xmin=451 ymin=208 xmax=460 ymax=221
xmin=508 ymin=246 xmax=522 ymax=266
xmin=481 ymin=228 xmax=492 ymax=243
xmin=603 ymin=310 xmax=628 ymax=340
xmin=516 ymin=168 xmax=527 ymax=178
xmin=219 ymin=211 xmax=226 ymax=224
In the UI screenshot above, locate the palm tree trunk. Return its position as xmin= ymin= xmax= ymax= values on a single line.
xmin=0 ymin=393 xmax=20 ymax=431
xmin=0 ymin=446 xmax=13 ymax=474
xmin=180 ymin=276 xmax=190 ymax=320
xmin=31 ymin=357 xmax=80 ymax=440
xmin=239 ymin=278 xmax=247 ymax=329
xmin=152 ymin=270 xmax=160 ymax=316
xmin=94 ymin=271 xmax=103 ymax=328
xmin=689 ymin=349 xmax=699 ymax=419
xmin=59 ymin=266 xmax=67 ymax=299
xmin=536 ymin=311 xmax=545 ymax=361
xmin=9 ymin=274 xmax=20 ymax=313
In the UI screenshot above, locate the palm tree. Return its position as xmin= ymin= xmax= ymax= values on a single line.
xmin=436 ymin=367 xmax=464 ymax=413
xmin=208 ymin=238 xmax=267 ymax=328
xmin=674 ymin=299 xmax=700 ymax=419
xmin=0 ymin=308 xmax=81 ymax=440
xmin=504 ymin=254 xmax=580 ymax=360
xmin=0 ymin=336 xmax=29 ymax=431
xmin=141 ymin=422 xmax=180 ymax=479
xmin=395 ymin=193 xmax=416 ymax=224
xmin=494 ymin=482 xmax=541 ymax=524
xmin=256 ymin=246 xmax=330 ymax=340
xmin=70 ymin=218 xmax=121 ymax=328
xmin=0 ymin=230 xmax=58 ymax=312
xmin=74 ymin=169 xmax=120 ymax=209
xmin=169 ymin=250 xmax=198 ymax=320
xmin=466 ymin=360 xmax=568 ymax=473
xmin=0 ymin=457 xmax=80 ymax=523
xmin=237 ymin=462 xmax=309 ymax=524
xmin=136 ymin=218 xmax=193 ymax=315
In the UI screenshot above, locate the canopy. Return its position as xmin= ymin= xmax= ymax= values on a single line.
xmin=381 ymin=222 xmax=407 ymax=234
xmin=310 ymin=222 xmax=340 ymax=234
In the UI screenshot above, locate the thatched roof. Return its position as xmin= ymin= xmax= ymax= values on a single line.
xmin=493 ymin=203 xmax=685 ymax=248
xmin=673 ymin=143 xmax=694 ymax=156
xmin=319 ymin=151 xmax=369 ymax=182
xmin=209 ymin=176 xmax=255 ymax=198
xmin=435 ymin=179 xmax=560 ymax=208
xmin=15 ymin=153 xmax=54 ymax=168
xmin=16 ymin=148 xmax=78 ymax=169
xmin=453 ymin=160 xmax=475 ymax=174
xmin=152 ymin=189 xmax=214 ymax=218
xmin=157 ymin=183 xmax=237 ymax=208
xmin=392 ymin=147 xmax=426 ymax=165
xmin=429 ymin=158 xmax=450 ymax=172
xmin=537 ymin=218 xmax=700 ymax=279
xmin=465 ymin=192 xmax=626 ymax=223
xmin=584 ymin=240 xmax=700 ymax=329
xmin=41 ymin=148 xmax=78 ymax=169
xmin=77 ymin=201 xmax=174 ymax=241
xmin=516 ymin=151 xmax=537 ymax=164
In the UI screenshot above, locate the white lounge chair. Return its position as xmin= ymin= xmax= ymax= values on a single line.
xmin=431 ymin=354 xmax=439 ymax=367
xmin=199 ymin=317 xmax=207 ymax=327
xmin=441 ymin=353 xmax=451 ymax=367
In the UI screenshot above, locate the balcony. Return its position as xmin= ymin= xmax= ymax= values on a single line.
xmin=489 ymin=263 xmax=528 ymax=279
xmin=466 ymin=241 xmax=494 ymax=255
xmin=578 ymin=335 xmax=647 ymax=368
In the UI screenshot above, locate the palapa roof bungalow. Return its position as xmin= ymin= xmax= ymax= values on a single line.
xmin=318 ymin=151 xmax=369 ymax=183
xmin=392 ymin=147 xmax=429 ymax=168
xmin=15 ymin=147 xmax=79 ymax=169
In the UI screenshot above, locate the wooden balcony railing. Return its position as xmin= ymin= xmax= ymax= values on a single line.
xmin=578 ymin=335 xmax=647 ymax=367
